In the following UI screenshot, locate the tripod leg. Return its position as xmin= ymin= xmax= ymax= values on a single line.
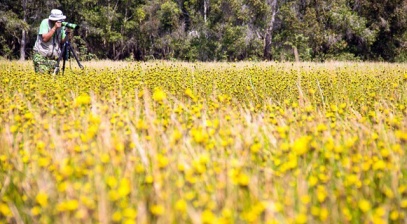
xmin=53 ymin=44 xmax=66 ymax=75
xmin=68 ymin=45 xmax=84 ymax=69
xmin=62 ymin=56 xmax=66 ymax=75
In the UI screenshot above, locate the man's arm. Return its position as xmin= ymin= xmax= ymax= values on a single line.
xmin=41 ymin=21 xmax=62 ymax=42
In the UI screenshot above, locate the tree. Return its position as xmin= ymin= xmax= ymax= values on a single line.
xmin=356 ymin=0 xmax=407 ymax=61
xmin=0 ymin=0 xmax=405 ymax=62
xmin=263 ymin=0 xmax=278 ymax=60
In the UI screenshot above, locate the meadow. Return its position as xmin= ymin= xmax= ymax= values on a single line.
xmin=0 ymin=60 xmax=406 ymax=224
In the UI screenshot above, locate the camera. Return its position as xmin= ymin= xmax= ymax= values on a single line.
xmin=60 ymin=21 xmax=79 ymax=29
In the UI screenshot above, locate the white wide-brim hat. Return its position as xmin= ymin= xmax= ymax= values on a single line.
xmin=49 ymin=9 xmax=66 ymax=21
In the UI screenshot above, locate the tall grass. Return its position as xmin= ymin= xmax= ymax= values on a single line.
xmin=0 ymin=60 xmax=406 ymax=223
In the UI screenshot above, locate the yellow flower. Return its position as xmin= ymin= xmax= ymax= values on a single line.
xmin=222 ymin=208 xmax=232 ymax=218
xmin=60 ymin=164 xmax=74 ymax=177
xmin=0 ymin=203 xmax=12 ymax=217
xmin=123 ymin=219 xmax=136 ymax=224
xmin=118 ymin=178 xmax=131 ymax=197
xmin=372 ymin=160 xmax=386 ymax=170
xmin=319 ymin=207 xmax=328 ymax=221
xmin=342 ymin=207 xmax=352 ymax=221
xmin=112 ymin=211 xmax=122 ymax=222
xmin=122 ymin=208 xmax=137 ymax=219
xmin=36 ymin=191 xmax=49 ymax=207
xmin=202 ymin=210 xmax=216 ymax=223
xmin=295 ymin=213 xmax=307 ymax=224
xmin=171 ymin=129 xmax=183 ymax=144
xmin=36 ymin=141 xmax=46 ymax=150
xmin=150 ymin=204 xmax=165 ymax=216
xmin=152 ymin=88 xmax=167 ymax=102
xmin=157 ymin=154 xmax=169 ymax=168
xmin=395 ymin=130 xmax=407 ymax=142
xmin=250 ymin=143 xmax=262 ymax=153
xmin=24 ymin=112 xmax=34 ymax=120
xmin=374 ymin=206 xmax=385 ymax=217
xmin=136 ymin=120 xmax=148 ymax=130
xmin=300 ymin=195 xmax=311 ymax=204
xmin=175 ymin=199 xmax=187 ymax=212
xmin=89 ymin=113 xmax=101 ymax=125
xmin=237 ymin=173 xmax=250 ymax=187
xmin=345 ymin=174 xmax=359 ymax=187
xmin=101 ymin=153 xmax=110 ymax=163
xmin=316 ymin=123 xmax=327 ymax=132
xmin=316 ymin=186 xmax=327 ymax=203
xmin=390 ymin=210 xmax=399 ymax=220
xmin=308 ymin=175 xmax=318 ymax=187
xmin=383 ymin=187 xmax=394 ymax=199
xmin=185 ymin=88 xmax=197 ymax=101
xmin=358 ymin=199 xmax=371 ymax=213
xmin=311 ymin=206 xmax=320 ymax=216
xmin=106 ymin=176 xmax=118 ymax=188
xmin=115 ymin=142 xmax=125 ymax=152
xmin=65 ymin=200 xmax=79 ymax=211
xmin=31 ymin=206 xmax=41 ymax=216
xmin=38 ymin=157 xmax=51 ymax=168
xmin=85 ymin=125 xmax=99 ymax=140
xmin=74 ymin=94 xmax=91 ymax=106
xmin=57 ymin=200 xmax=79 ymax=212
xmin=292 ymin=136 xmax=311 ymax=156
xmin=145 ymin=175 xmax=154 ymax=184
xmin=108 ymin=190 xmax=120 ymax=201
xmin=191 ymin=128 xmax=208 ymax=144
xmin=10 ymin=125 xmax=18 ymax=133
xmin=372 ymin=215 xmax=386 ymax=224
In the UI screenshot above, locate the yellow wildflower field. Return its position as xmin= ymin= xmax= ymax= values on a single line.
xmin=0 ymin=60 xmax=406 ymax=223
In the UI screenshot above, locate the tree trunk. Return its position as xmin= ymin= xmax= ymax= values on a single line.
xmin=264 ymin=33 xmax=272 ymax=60
xmin=181 ymin=0 xmax=190 ymax=31
xmin=20 ymin=30 xmax=26 ymax=60
xmin=263 ymin=0 xmax=278 ymax=60
xmin=204 ymin=0 xmax=209 ymax=23
xmin=20 ymin=0 xmax=27 ymax=60
xmin=293 ymin=46 xmax=299 ymax=62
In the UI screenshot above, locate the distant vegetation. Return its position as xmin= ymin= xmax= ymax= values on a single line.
xmin=0 ymin=0 xmax=406 ymax=62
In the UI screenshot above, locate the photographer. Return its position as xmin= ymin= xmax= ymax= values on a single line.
xmin=33 ymin=9 xmax=66 ymax=74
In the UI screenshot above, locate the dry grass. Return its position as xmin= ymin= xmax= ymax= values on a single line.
xmin=0 ymin=60 xmax=406 ymax=223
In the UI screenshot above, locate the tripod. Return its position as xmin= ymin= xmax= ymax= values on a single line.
xmin=53 ymin=29 xmax=84 ymax=75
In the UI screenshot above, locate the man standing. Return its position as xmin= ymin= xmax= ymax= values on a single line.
xmin=33 ymin=9 xmax=66 ymax=74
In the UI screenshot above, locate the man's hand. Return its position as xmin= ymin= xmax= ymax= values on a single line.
xmin=54 ymin=21 xmax=62 ymax=29
xmin=42 ymin=21 xmax=61 ymax=42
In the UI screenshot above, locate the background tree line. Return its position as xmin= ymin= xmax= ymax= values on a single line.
xmin=1 ymin=0 xmax=406 ymax=62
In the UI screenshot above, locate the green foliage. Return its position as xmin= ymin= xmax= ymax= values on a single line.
xmin=158 ymin=1 xmax=180 ymax=31
xmin=219 ymin=25 xmax=246 ymax=60
xmin=73 ymin=36 xmax=97 ymax=61
xmin=0 ymin=0 xmax=406 ymax=61
xmin=0 ymin=10 xmax=29 ymax=58
xmin=325 ymin=52 xmax=361 ymax=62
xmin=0 ymin=36 xmax=12 ymax=58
